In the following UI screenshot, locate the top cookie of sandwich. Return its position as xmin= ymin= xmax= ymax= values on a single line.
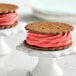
xmin=0 ymin=3 xmax=18 ymax=13
xmin=25 ymin=22 xmax=73 ymax=35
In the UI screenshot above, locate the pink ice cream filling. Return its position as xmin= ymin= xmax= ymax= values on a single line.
xmin=0 ymin=12 xmax=18 ymax=25
xmin=26 ymin=32 xmax=72 ymax=48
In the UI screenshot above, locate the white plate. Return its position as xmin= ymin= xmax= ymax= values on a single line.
xmin=31 ymin=0 xmax=76 ymax=23
xmin=31 ymin=0 xmax=76 ymax=14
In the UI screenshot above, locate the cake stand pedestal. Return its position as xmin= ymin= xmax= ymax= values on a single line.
xmin=31 ymin=57 xmax=63 ymax=76
xmin=0 ymin=22 xmax=25 ymax=55
xmin=17 ymin=42 xmax=76 ymax=76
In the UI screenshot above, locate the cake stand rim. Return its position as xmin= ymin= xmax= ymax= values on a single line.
xmin=16 ymin=42 xmax=76 ymax=58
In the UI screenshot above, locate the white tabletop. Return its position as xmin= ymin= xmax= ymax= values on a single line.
xmin=0 ymin=0 xmax=76 ymax=76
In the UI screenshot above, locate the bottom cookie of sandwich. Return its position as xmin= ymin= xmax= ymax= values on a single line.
xmin=0 ymin=21 xmax=18 ymax=29
xmin=24 ymin=40 xmax=72 ymax=51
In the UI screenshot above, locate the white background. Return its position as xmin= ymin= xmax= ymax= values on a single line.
xmin=0 ymin=0 xmax=76 ymax=76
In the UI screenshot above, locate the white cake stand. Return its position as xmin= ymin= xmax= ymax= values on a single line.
xmin=0 ymin=22 xmax=25 ymax=55
xmin=16 ymin=42 xmax=76 ymax=76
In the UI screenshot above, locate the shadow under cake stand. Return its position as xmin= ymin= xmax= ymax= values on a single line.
xmin=17 ymin=42 xmax=76 ymax=76
xmin=0 ymin=22 xmax=25 ymax=55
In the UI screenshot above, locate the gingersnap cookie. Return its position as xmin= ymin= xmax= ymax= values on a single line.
xmin=24 ymin=40 xmax=72 ymax=51
xmin=0 ymin=3 xmax=18 ymax=14
xmin=0 ymin=3 xmax=18 ymax=29
xmin=0 ymin=21 xmax=18 ymax=29
xmin=26 ymin=22 xmax=73 ymax=35
xmin=24 ymin=22 xmax=74 ymax=51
